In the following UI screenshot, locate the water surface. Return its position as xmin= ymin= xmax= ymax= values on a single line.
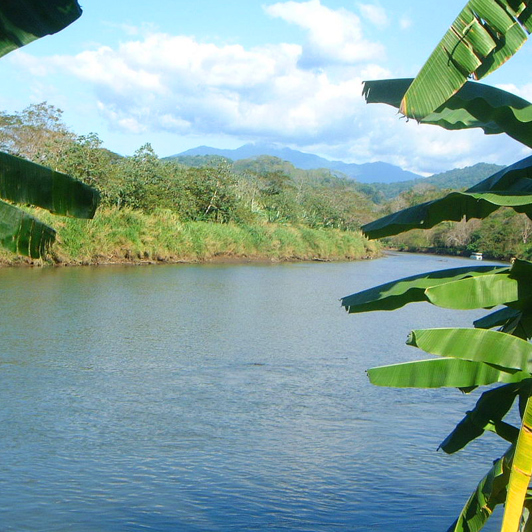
xmin=0 ymin=253 xmax=508 ymax=531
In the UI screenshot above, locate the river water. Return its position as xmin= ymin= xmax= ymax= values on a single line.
xmin=0 ymin=253 xmax=508 ymax=531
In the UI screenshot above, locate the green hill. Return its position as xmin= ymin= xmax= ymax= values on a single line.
xmin=364 ymin=162 xmax=505 ymax=201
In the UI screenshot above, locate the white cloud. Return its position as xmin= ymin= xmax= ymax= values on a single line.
xmin=358 ymin=4 xmax=389 ymax=28
xmin=17 ymin=32 xmax=372 ymax=142
xmin=265 ymin=0 xmax=384 ymax=66
xmin=339 ymin=106 xmax=529 ymax=174
xmin=399 ymin=17 xmax=412 ymax=30
xmin=497 ymin=82 xmax=532 ymax=103
xmin=10 ymin=2 xmax=527 ymax=175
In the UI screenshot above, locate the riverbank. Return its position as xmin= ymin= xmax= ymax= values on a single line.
xmin=387 ymin=244 xmax=513 ymax=262
xmin=0 ymin=207 xmax=380 ymax=266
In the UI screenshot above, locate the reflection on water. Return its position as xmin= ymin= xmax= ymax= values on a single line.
xmin=0 ymin=254 xmax=505 ymax=531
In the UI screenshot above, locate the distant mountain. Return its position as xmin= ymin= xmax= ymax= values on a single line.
xmin=425 ymin=162 xmax=504 ymax=189
xmin=369 ymin=162 xmax=505 ymax=200
xmin=168 ymin=143 xmax=422 ymax=184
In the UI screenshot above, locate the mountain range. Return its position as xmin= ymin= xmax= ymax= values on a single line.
xmin=170 ymin=143 xmax=422 ymax=184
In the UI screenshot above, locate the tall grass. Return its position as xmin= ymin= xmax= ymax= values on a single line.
xmin=3 ymin=207 xmax=380 ymax=266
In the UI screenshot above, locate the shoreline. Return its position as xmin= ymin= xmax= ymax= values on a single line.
xmin=0 ymin=250 xmax=381 ymax=268
xmin=0 ymin=209 xmax=381 ymax=268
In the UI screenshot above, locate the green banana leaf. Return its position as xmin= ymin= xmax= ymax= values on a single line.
xmin=518 ymin=495 xmax=532 ymax=532
xmin=341 ymin=265 xmax=506 ymax=313
xmin=0 ymin=0 xmax=81 ymax=58
xmin=473 ymin=307 xmax=532 ymax=340
xmin=368 ymin=358 xmax=529 ymax=388
xmin=399 ymin=0 xmax=532 ymax=120
xmin=407 ymin=328 xmax=532 ymax=372
xmin=474 ymin=308 xmax=522 ymax=329
xmin=0 ymin=199 xmax=56 ymax=257
xmin=419 ymin=260 xmax=532 ymax=314
xmin=502 ymin=393 xmax=532 ymax=531
xmin=440 ymin=382 xmax=524 ymax=454
xmin=426 ymin=273 xmax=519 ymax=309
xmin=485 ymin=420 xmax=521 ymax=446
xmin=0 ymin=0 xmax=97 ymax=259
xmin=447 ymin=447 xmax=513 ymax=532
xmin=362 ymin=154 xmax=532 ymax=239
xmin=499 ymin=312 xmax=532 ymax=340
xmin=0 ymin=152 xmax=99 ymax=218
xmin=363 ymin=79 xmax=532 ymax=147
xmin=467 ymin=154 xmax=532 ymax=193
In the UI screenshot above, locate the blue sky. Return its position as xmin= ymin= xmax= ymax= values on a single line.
xmin=2 ymin=0 xmax=532 ymax=174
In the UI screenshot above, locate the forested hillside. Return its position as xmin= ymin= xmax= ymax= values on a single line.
xmin=361 ymin=162 xmax=505 ymax=201
xmin=0 ymin=103 xmax=378 ymax=264
xmin=381 ymin=183 xmax=532 ymax=261
xmin=1 ymin=102 xmax=527 ymax=264
xmin=169 ymin=143 xmax=422 ymax=183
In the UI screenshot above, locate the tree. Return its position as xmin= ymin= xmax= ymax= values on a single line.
xmin=343 ymin=2 xmax=532 ymax=530
xmin=0 ymin=102 xmax=74 ymax=164
xmin=0 ymin=1 xmax=99 ymax=258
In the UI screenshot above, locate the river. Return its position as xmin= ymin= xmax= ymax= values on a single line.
xmin=0 ymin=253 xmax=508 ymax=531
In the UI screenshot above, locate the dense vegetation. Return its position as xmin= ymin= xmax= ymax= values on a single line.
xmin=343 ymin=1 xmax=532 ymax=530
xmin=365 ymin=162 xmax=504 ymax=201
xmin=381 ymin=184 xmax=532 ymax=260
xmin=0 ymin=103 xmax=378 ymax=264
xmin=2 ymin=101 xmax=529 ymax=264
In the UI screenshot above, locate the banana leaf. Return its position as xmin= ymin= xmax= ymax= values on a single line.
xmin=467 ymin=154 xmax=532 ymax=193
xmin=499 ymin=312 xmax=532 ymax=340
xmin=341 ymin=265 xmax=506 ymax=313
xmin=363 ymin=79 xmax=532 ymax=147
xmin=0 ymin=199 xmax=56 ymax=257
xmin=440 ymin=382 xmax=524 ymax=454
xmin=473 ymin=307 xmax=532 ymax=340
xmin=475 ymin=307 xmax=522 ymax=329
xmin=362 ymin=154 xmax=532 ymax=239
xmin=0 ymin=152 xmax=99 ymax=218
xmin=485 ymin=421 xmax=521 ymax=445
xmin=0 ymin=0 xmax=97 ymax=259
xmin=368 ymin=358 xmax=529 ymax=388
xmin=502 ymin=394 xmax=532 ymax=531
xmin=426 ymin=259 xmax=532 ymax=309
xmin=426 ymin=273 xmax=520 ymax=309
xmin=447 ymin=447 xmax=514 ymax=532
xmin=0 ymin=0 xmax=81 ymax=58
xmin=407 ymin=328 xmax=532 ymax=372
xmin=399 ymin=0 xmax=532 ymax=120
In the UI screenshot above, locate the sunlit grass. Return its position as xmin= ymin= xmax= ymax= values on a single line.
xmin=5 ymin=206 xmax=379 ymax=266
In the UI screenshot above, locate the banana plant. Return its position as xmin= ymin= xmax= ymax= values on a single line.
xmin=0 ymin=1 xmax=99 ymax=258
xmin=346 ymin=1 xmax=532 ymax=530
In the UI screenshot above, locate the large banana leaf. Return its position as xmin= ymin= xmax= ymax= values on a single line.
xmin=341 ymin=265 xmax=506 ymax=313
xmin=0 ymin=199 xmax=55 ymax=257
xmin=440 ymin=382 xmax=523 ymax=454
xmin=0 ymin=135 xmax=99 ymax=260
xmin=427 ymin=273 xmax=520 ymax=309
xmin=0 ymin=0 xmax=81 ymax=58
xmin=502 ymin=394 xmax=532 ymax=531
xmin=363 ymin=79 xmax=532 ymax=148
xmin=447 ymin=447 xmax=514 ymax=532
xmin=368 ymin=358 xmax=529 ymax=388
xmin=0 ymin=0 xmax=95 ymax=259
xmin=0 ymin=152 xmax=98 ymax=218
xmin=498 ymin=311 xmax=532 ymax=340
xmin=473 ymin=307 xmax=532 ymax=341
xmin=399 ymin=0 xmax=532 ymax=120
xmin=362 ymin=154 xmax=532 ymax=239
xmin=364 ymin=192 xmax=532 ymax=239
xmin=425 ymin=259 xmax=532 ymax=310
xmin=407 ymin=328 xmax=532 ymax=372
xmin=474 ymin=307 xmax=521 ymax=329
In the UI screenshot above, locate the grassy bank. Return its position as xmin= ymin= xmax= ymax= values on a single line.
xmin=0 ymin=207 xmax=380 ymax=266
